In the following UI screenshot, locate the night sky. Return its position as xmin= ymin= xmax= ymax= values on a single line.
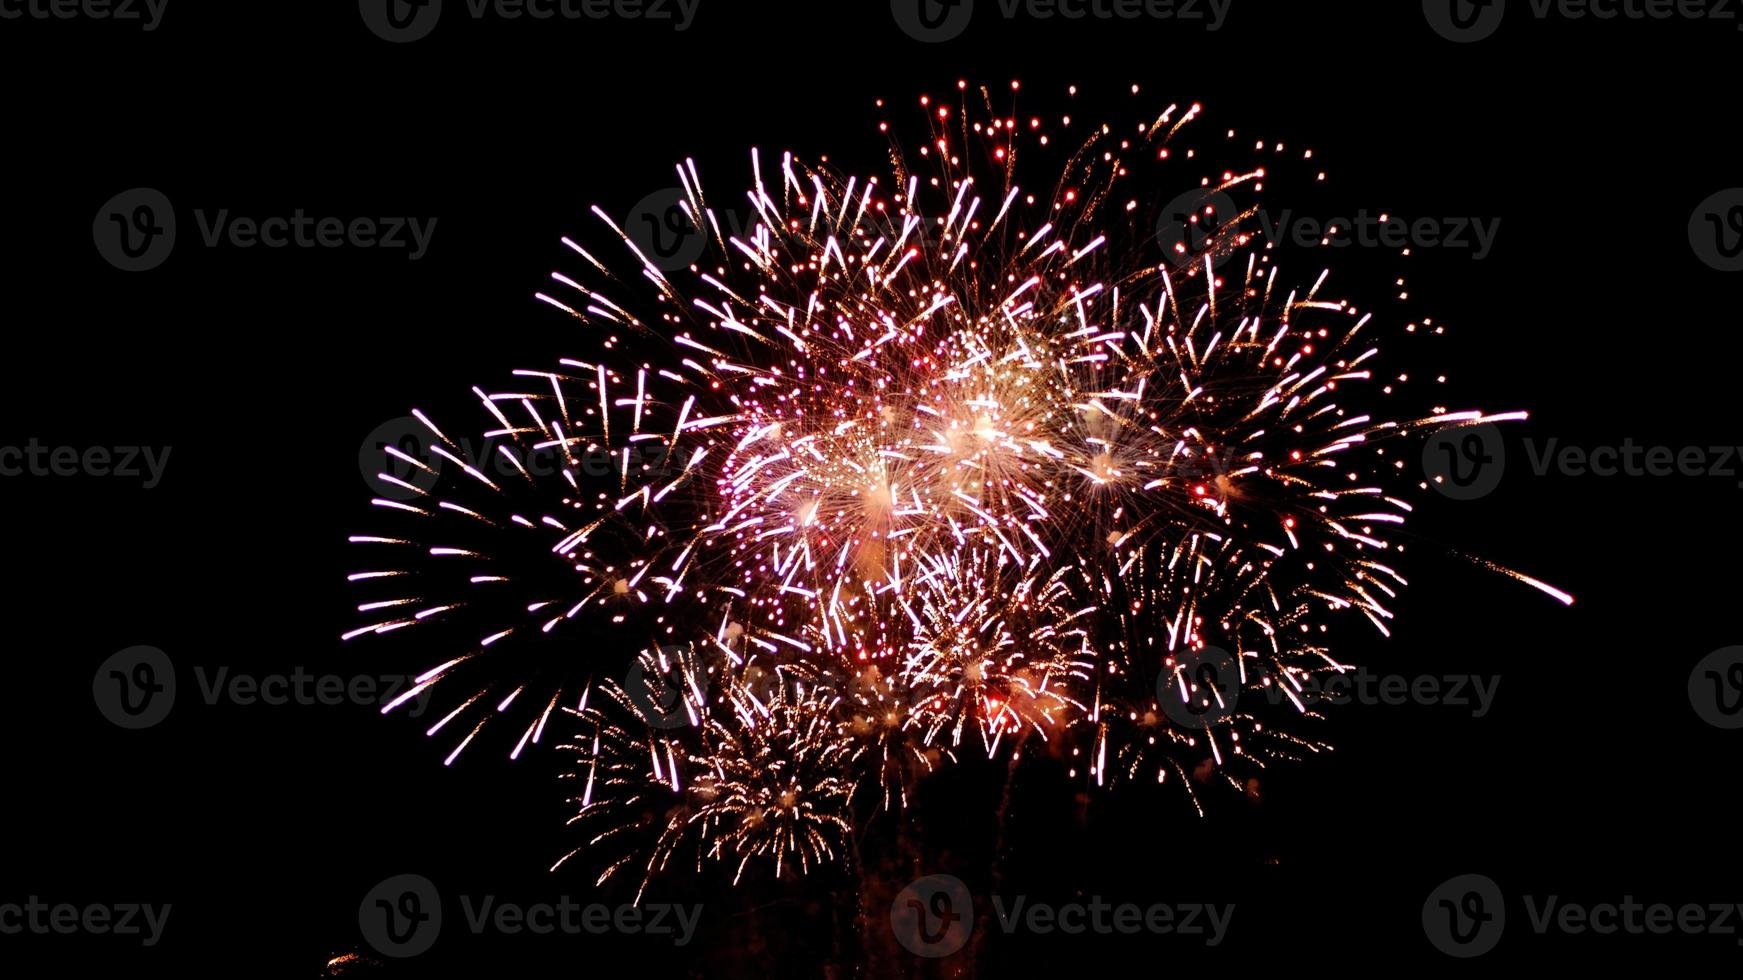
xmin=4 ymin=1 xmax=1741 ymax=975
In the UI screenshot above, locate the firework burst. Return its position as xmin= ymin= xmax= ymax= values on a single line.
xmin=558 ymin=658 xmax=855 ymax=899
xmin=346 ymin=80 xmax=1569 ymax=890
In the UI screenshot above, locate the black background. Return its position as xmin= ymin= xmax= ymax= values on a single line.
xmin=3 ymin=0 xmax=1740 ymax=975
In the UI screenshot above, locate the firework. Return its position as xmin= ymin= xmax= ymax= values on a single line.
xmin=555 ymin=649 xmax=857 ymax=895
xmin=346 ymin=80 xmax=1570 ymax=889
xmin=886 ymin=547 xmax=1091 ymax=754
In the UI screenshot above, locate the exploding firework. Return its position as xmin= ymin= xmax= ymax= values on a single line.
xmin=558 ymin=653 xmax=855 ymax=899
xmin=885 ymin=547 xmax=1091 ymax=754
xmin=345 ymin=80 xmax=1570 ymax=889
